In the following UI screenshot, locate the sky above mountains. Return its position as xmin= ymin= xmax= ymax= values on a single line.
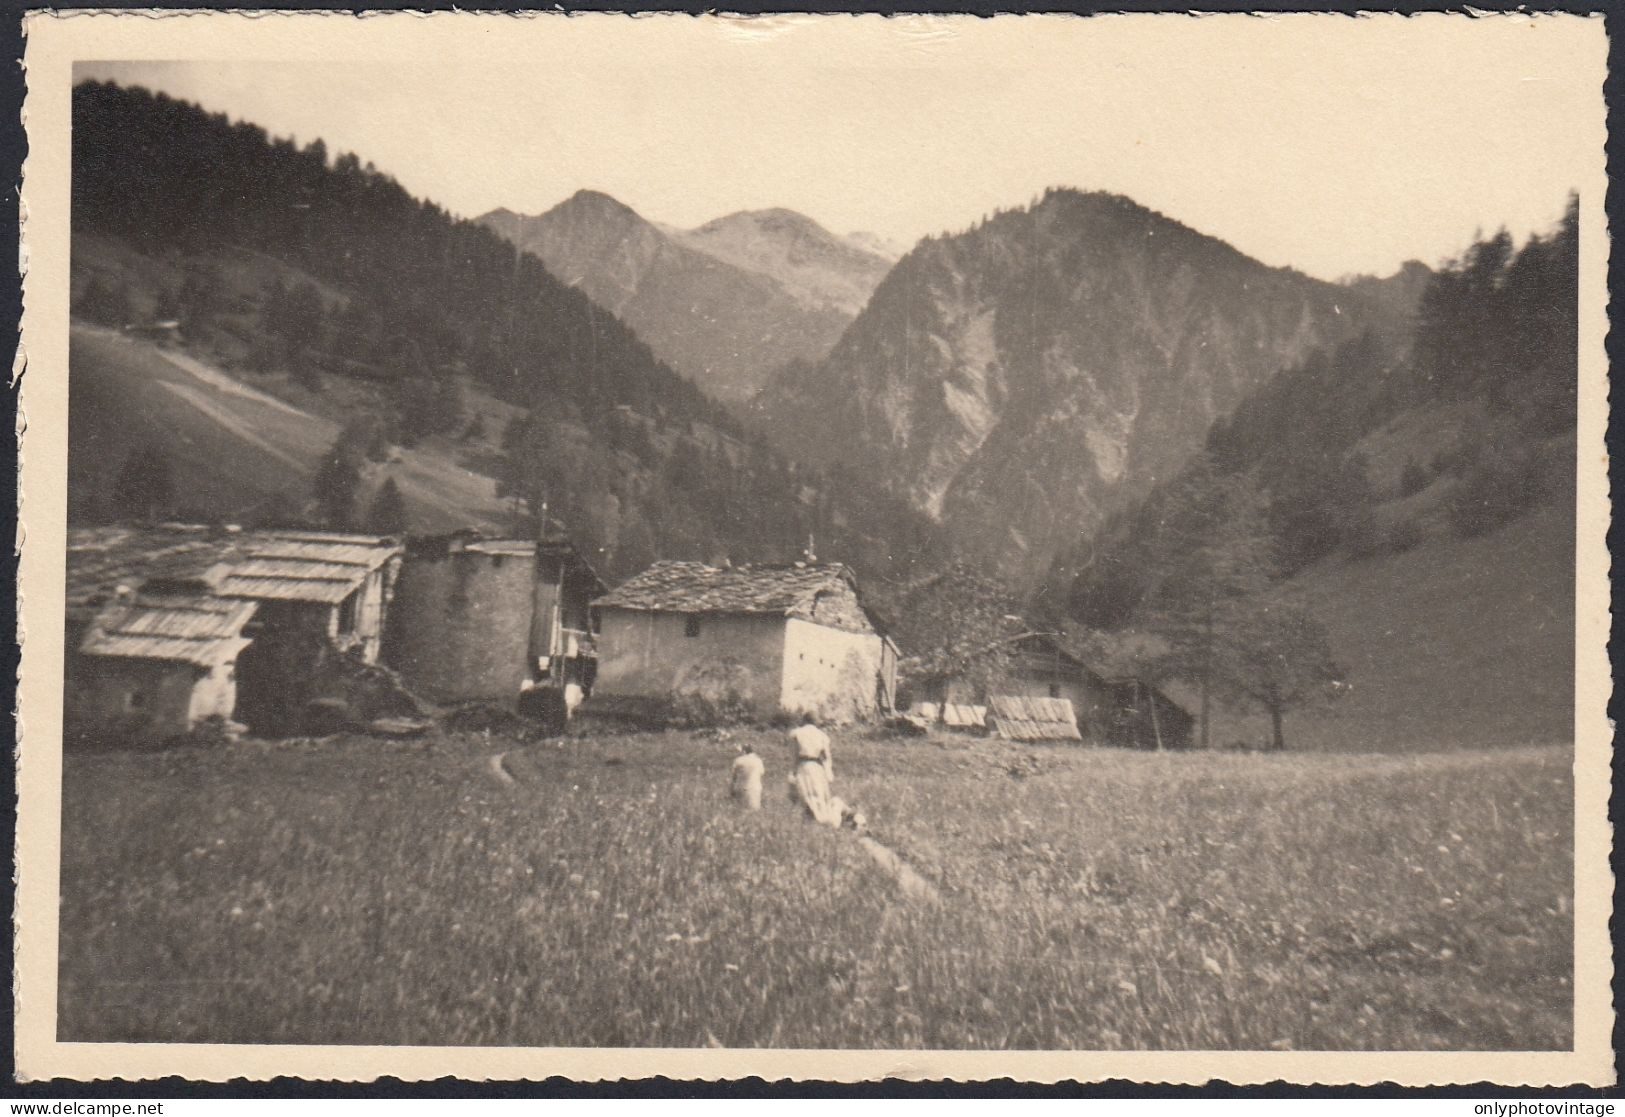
xmin=78 ymin=13 xmax=1599 ymax=282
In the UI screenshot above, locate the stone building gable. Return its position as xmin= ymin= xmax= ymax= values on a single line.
xmin=799 ymin=581 xmax=873 ymax=634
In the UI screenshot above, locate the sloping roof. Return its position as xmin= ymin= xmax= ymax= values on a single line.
xmin=942 ymin=702 xmax=987 ymax=729
xmin=68 ymin=525 xmax=401 ymax=614
xmin=221 ymin=533 xmax=399 ymax=604
xmin=1008 ymin=632 xmax=1104 ymax=675
xmin=987 ymin=694 xmax=1084 ymax=742
xmin=403 ymin=530 xmax=609 ymax=596
xmin=215 ymin=575 xmax=359 ymax=605
xmin=1110 ymin=676 xmax=1199 ymax=722
xmin=595 ymin=561 xmax=862 ymax=619
xmin=239 ymin=532 xmax=399 ymax=569
xmin=538 ymin=537 xmax=609 ymax=598
xmin=67 ymin=525 xmax=241 ymax=617
xmin=80 ymin=592 xmax=257 ymax=668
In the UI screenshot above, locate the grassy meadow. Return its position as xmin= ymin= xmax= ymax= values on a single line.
xmin=58 ymin=728 xmax=1573 ymax=1050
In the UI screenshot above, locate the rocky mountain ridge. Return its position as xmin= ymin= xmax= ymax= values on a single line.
xmin=750 ymin=188 xmax=1409 ymax=587
xmin=479 ymin=192 xmax=893 ymax=402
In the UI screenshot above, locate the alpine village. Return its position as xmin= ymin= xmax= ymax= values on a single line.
xmin=57 ymin=78 xmax=1580 ymax=1051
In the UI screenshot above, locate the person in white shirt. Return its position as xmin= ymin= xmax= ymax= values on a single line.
xmin=787 ymin=714 xmax=851 ymax=827
xmin=730 ymin=741 xmax=764 ymax=810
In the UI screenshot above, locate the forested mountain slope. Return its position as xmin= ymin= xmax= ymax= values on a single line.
xmin=751 ymin=188 xmax=1401 ymax=588
xmin=70 ymin=80 xmax=942 ymax=584
xmin=1053 ymin=203 xmax=1578 ymax=751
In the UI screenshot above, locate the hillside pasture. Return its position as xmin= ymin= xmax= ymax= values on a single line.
xmin=69 ymin=323 xmax=513 ymax=533
xmin=58 ymin=730 xmax=1573 ymax=1050
xmin=1273 ymin=500 xmax=1575 ymax=753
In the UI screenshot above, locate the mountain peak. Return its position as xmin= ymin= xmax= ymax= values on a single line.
xmin=555 ymin=188 xmax=644 ymax=222
xmin=480 ymin=192 xmax=880 ymax=403
xmin=674 ymin=206 xmax=894 ymax=317
xmin=1028 ymin=186 xmax=1176 ymax=230
xmin=696 ymin=207 xmax=828 ymax=237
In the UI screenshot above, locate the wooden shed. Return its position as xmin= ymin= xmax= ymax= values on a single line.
xmin=66 ymin=524 xmax=404 ymax=741
xmin=986 ymin=694 xmax=1084 ymax=742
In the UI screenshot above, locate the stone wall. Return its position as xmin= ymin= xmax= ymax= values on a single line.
xmin=593 ymin=609 xmax=787 ymax=720
xmin=797 ymin=580 xmax=874 ymax=634
xmin=385 ymin=548 xmax=537 ymax=703
xmin=780 ymin=617 xmax=883 ymax=723
xmin=70 ymin=656 xmax=218 ymax=745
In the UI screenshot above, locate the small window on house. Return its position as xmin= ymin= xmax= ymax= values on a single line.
xmin=590 ymin=610 xmax=602 ymax=635
xmin=337 ymin=590 xmax=360 ymax=635
xmin=127 ymin=690 xmax=146 ymax=710
xmin=1049 ymin=683 xmax=1062 ymax=699
xmin=684 ymin=615 xmax=701 ymax=638
xmin=492 ymin=554 xmax=505 ymax=569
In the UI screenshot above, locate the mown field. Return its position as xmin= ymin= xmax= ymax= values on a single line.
xmin=58 ymin=729 xmax=1573 ymax=1050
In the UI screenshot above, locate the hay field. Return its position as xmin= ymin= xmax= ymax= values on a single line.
xmin=58 ymin=729 xmax=1572 ymax=1050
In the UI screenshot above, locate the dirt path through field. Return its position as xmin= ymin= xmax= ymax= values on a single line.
xmin=486 ymin=752 xmax=519 ymax=785
xmin=856 ymin=835 xmax=940 ymax=904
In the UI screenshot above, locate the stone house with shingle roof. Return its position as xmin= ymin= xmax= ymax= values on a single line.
xmin=590 ymin=561 xmax=897 ymax=723
xmin=71 ymin=590 xmax=259 ymax=745
xmin=65 ymin=524 xmax=403 ymax=742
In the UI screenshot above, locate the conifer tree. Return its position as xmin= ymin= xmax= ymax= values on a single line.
xmin=1136 ymin=460 xmax=1275 ymax=749
xmin=312 ymin=434 xmax=363 ymax=530
xmin=112 ymin=445 xmax=175 ymax=523
xmin=366 ymin=477 xmax=409 ymax=535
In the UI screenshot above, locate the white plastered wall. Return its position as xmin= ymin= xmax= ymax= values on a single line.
xmin=779 ymin=617 xmax=883 ymax=723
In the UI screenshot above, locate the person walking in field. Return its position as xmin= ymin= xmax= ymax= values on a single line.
xmin=730 ymin=740 xmax=764 ymax=810
xmin=787 ymin=713 xmax=861 ymax=828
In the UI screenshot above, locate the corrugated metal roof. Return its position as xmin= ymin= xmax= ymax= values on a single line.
xmin=595 ymin=561 xmax=859 ymax=617
xmin=80 ymin=593 xmax=257 ymax=668
xmin=987 ymin=695 xmax=1083 ymax=741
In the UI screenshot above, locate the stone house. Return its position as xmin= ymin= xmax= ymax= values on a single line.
xmin=383 ymin=531 xmax=607 ymax=703
xmin=70 ymin=588 xmax=258 ymax=745
xmin=590 ymin=561 xmax=898 ymax=723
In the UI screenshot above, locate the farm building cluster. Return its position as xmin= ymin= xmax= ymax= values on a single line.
xmin=63 ymin=523 xmax=1190 ymax=748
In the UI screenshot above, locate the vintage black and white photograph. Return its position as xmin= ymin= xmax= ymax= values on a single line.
xmin=15 ymin=10 xmax=1611 ymax=1082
